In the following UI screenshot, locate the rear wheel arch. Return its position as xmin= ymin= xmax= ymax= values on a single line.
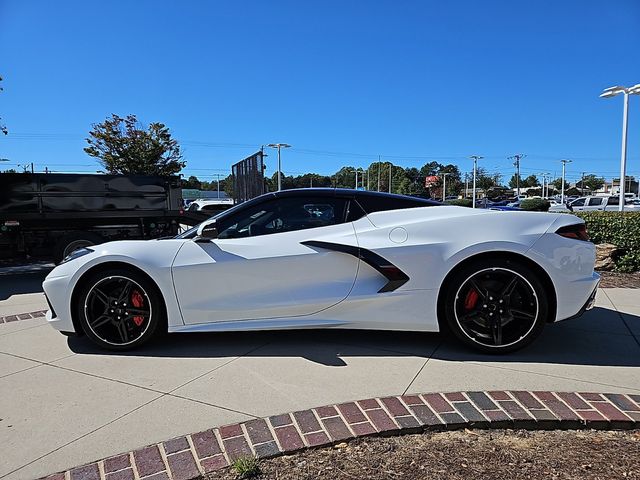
xmin=70 ymin=261 xmax=167 ymax=337
xmin=437 ymin=251 xmax=557 ymax=331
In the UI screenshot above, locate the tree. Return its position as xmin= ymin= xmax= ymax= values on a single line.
xmin=508 ymin=174 xmax=521 ymax=189
xmin=551 ymin=178 xmax=568 ymax=191
xmin=523 ymin=174 xmax=540 ymax=187
xmin=182 ymin=175 xmax=202 ymax=190
xmin=0 ymin=76 xmax=7 ymax=135
xmin=473 ymin=167 xmax=498 ymax=191
xmin=84 ymin=114 xmax=185 ymax=176
xmin=576 ymin=174 xmax=605 ymax=192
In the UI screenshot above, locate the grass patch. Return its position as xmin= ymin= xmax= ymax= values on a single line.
xmin=231 ymin=456 xmax=260 ymax=479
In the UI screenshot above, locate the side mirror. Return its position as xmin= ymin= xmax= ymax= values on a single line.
xmin=195 ymin=221 xmax=219 ymax=241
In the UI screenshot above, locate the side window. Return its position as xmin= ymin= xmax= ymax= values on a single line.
xmin=217 ymin=197 xmax=347 ymax=239
xmin=571 ymin=198 xmax=586 ymax=207
xmin=608 ymin=196 xmax=619 ymax=205
xmin=357 ymin=195 xmax=437 ymax=214
xmin=588 ymin=198 xmax=603 ymax=206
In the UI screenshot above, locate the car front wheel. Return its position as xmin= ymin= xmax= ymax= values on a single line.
xmin=443 ymin=258 xmax=549 ymax=354
xmin=75 ymin=268 xmax=164 ymax=350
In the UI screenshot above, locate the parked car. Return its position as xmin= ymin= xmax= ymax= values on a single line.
xmin=549 ymin=195 xmax=639 ymax=212
xmin=43 ymin=188 xmax=599 ymax=354
xmin=187 ymin=198 xmax=235 ymax=215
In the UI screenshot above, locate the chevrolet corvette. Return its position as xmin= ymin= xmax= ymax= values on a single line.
xmin=43 ymin=188 xmax=599 ymax=353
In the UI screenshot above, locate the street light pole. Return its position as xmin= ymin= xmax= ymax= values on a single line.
xmin=470 ymin=155 xmax=483 ymax=208
xmin=560 ymin=159 xmax=572 ymax=204
xmin=266 ymin=143 xmax=291 ymax=191
xmin=600 ymin=84 xmax=640 ymax=211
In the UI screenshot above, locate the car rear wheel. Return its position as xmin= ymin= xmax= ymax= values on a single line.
xmin=443 ymin=258 xmax=548 ymax=354
xmin=75 ymin=269 xmax=164 ymax=350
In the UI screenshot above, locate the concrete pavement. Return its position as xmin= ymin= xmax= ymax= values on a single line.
xmin=1 ymin=264 xmax=639 ymax=479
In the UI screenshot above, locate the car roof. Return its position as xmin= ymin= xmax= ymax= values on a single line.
xmin=269 ymin=188 xmax=441 ymax=204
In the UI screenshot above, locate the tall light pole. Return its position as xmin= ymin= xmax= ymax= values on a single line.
xmin=560 ymin=159 xmax=572 ymax=204
xmin=441 ymin=172 xmax=450 ymax=201
xmin=600 ymin=84 xmax=640 ymax=211
xmin=469 ymin=155 xmax=483 ymax=208
xmin=266 ymin=143 xmax=291 ymax=191
xmin=508 ymin=154 xmax=526 ymax=197
xmin=540 ymin=172 xmax=550 ymax=198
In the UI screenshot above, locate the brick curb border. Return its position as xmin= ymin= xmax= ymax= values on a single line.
xmin=38 ymin=390 xmax=640 ymax=480
xmin=0 ymin=310 xmax=47 ymax=324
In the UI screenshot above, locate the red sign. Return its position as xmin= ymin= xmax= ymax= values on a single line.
xmin=424 ymin=175 xmax=439 ymax=187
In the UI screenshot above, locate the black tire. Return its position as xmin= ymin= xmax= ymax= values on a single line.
xmin=54 ymin=231 xmax=104 ymax=264
xmin=75 ymin=268 xmax=164 ymax=350
xmin=443 ymin=257 xmax=548 ymax=354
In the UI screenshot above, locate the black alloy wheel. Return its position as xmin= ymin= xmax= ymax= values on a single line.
xmin=77 ymin=269 xmax=163 ymax=350
xmin=444 ymin=258 xmax=548 ymax=353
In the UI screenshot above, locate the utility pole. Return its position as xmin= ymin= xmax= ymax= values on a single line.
xmin=441 ymin=172 xmax=450 ymax=201
xmin=377 ymin=156 xmax=381 ymax=192
xmin=367 ymin=167 xmax=370 ymax=191
xmin=470 ymin=155 xmax=483 ymax=208
xmin=355 ymin=168 xmax=358 ymax=189
xmin=560 ymin=159 xmax=572 ymax=204
xmin=388 ymin=163 xmax=392 ymax=193
xmin=215 ymin=173 xmax=221 ymax=198
xmin=581 ymin=172 xmax=585 ymax=196
xmin=508 ymin=154 xmax=526 ymax=197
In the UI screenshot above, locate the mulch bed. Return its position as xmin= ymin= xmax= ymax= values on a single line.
xmin=598 ymin=271 xmax=640 ymax=288
xmin=205 ymin=429 xmax=640 ymax=480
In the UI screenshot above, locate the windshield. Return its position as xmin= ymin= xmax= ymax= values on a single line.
xmin=175 ymin=209 xmax=227 ymax=239
xmin=174 ymin=197 xmax=261 ymax=239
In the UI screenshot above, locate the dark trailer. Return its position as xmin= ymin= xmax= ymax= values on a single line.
xmin=0 ymin=173 xmax=209 ymax=263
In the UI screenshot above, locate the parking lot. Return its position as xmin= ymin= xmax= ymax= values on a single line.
xmin=1 ymin=264 xmax=639 ymax=479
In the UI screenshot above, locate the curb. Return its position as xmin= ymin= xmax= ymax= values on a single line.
xmin=38 ymin=390 xmax=640 ymax=480
xmin=0 ymin=310 xmax=47 ymax=324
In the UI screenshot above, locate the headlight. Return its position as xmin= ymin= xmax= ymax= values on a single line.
xmin=60 ymin=247 xmax=94 ymax=264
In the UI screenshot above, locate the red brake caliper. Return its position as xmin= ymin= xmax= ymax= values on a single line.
xmin=464 ymin=289 xmax=479 ymax=311
xmin=131 ymin=290 xmax=145 ymax=326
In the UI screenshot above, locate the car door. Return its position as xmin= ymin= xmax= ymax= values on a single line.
xmin=570 ymin=197 xmax=586 ymax=211
xmin=584 ymin=197 xmax=604 ymax=211
xmin=172 ymin=195 xmax=360 ymax=325
xmin=604 ymin=196 xmax=619 ymax=211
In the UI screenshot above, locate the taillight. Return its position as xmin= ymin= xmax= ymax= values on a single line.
xmin=556 ymin=223 xmax=589 ymax=241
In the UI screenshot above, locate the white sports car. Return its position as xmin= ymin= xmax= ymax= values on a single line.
xmin=43 ymin=189 xmax=599 ymax=353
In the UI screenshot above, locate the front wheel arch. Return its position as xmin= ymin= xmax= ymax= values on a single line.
xmin=70 ymin=261 xmax=167 ymax=337
xmin=437 ymin=251 xmax=557 ymax=334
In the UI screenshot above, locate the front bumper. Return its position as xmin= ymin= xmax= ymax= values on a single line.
xmin=43 ymin=273 xmax=77 ymax=334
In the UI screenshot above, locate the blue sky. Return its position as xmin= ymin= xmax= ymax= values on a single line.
xmin=1 ymin=0 xmax=639 ymax=184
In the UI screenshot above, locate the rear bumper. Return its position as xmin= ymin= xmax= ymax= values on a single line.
xmin=557 ymin=275 xmax=600 ymax=322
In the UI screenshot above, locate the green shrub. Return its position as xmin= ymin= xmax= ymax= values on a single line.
xmin=574 ymin=211 xmax=640 ymax=272
xmin=520 ymin=198 xmax=550 ymax=212
xmin=444 ymin=198 xmax=473 ymax=207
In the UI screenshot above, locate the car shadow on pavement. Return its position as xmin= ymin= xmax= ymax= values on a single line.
xmin=66 ymin=306 xmax=640 ymax=368
xmin=0 ymin=266 xmax=52 ymax=300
